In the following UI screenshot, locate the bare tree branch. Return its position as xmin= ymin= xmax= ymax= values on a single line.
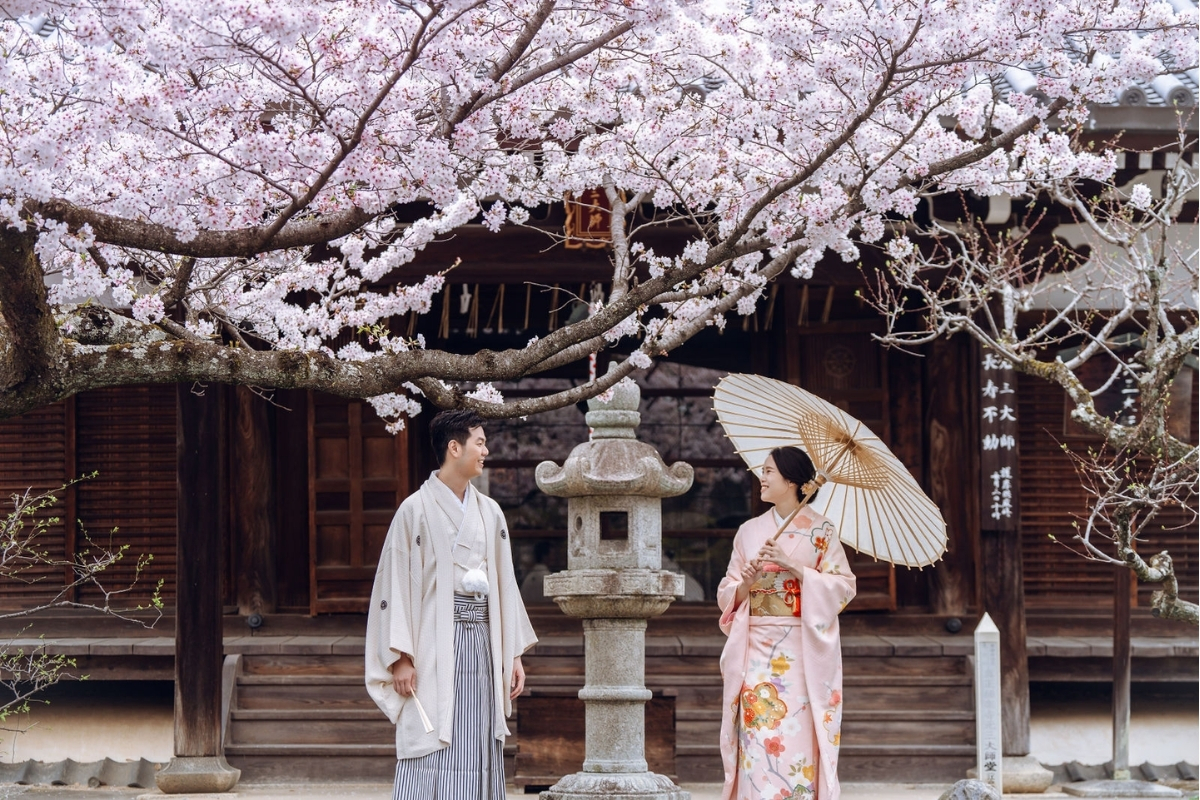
xmin=870 ymin=142 xmax=1199 ymax=622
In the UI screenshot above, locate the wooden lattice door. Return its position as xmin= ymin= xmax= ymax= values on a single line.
xmin=0 ymin=401 xmax=72 ymax=607
xmin=0 ymin=388 xmax=177 ymax=609
xmin=308 ymin=393 xmax=409 ymax=614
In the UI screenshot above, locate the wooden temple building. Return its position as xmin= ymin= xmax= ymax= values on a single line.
xmin=0 ymin=111 xmax=1196 ymax=786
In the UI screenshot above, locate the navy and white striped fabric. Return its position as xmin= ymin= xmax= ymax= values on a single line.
xmin=392 ymin=595 xmax=504 ymax=800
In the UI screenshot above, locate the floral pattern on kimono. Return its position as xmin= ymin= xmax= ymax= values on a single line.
xmin=717 ymin=508 xmax=857 ymax=800
xmin=736 ymin=621 xmax=818 ymax=799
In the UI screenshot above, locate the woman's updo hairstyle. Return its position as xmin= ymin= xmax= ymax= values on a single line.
xmin=769 ymin=446 xmax=818 ymax=499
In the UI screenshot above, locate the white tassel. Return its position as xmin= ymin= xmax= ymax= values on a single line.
xmin=412 ymin=695 xmax=434 ymax=733
xmin=461 ymin=567 xmax=489 ymax=599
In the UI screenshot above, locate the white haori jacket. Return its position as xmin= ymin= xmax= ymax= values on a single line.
xmin=365 ymin=474 xmax=538 ymax=759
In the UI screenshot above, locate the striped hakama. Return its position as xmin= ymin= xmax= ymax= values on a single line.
xmin=392 ymin=595 xmax=505 ymax=800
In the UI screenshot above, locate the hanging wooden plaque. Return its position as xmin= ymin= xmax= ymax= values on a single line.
xmin=564 ymin=188 xmax=612 ymax=249
xmin=979 ymin=345 xmax=1019 ymax=532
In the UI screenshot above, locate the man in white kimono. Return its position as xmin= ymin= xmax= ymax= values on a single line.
xmin=366 ymin=410 xmax=537 ymax=799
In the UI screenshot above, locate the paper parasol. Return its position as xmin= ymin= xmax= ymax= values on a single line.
xmin=713 ymin=373 xmax=947 ymax=567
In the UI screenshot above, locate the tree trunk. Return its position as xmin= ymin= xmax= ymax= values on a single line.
xmin=1112 ymin=565 xmax=1131 ymax=778
xmin=0 ymin=225 xmax=59 ymax=406
xmin=233 ymin=386 xmax=278 ymax=617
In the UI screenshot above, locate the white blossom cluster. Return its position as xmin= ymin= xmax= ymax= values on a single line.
xmin=0 ymin=0 xmax=1193 ymax=426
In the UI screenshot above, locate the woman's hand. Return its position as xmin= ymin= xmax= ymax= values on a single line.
xmin=757 ymin=539 xmax=804 ymax=582
xmin=735 ymin=558 xmax=759 ymax=604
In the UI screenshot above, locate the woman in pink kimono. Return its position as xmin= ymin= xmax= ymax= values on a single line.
xmin=718 ymin=446 xmax=857 ymax=800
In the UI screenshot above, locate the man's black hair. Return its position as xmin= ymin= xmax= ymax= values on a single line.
xmin=430 ymin=409 xmax=485 ymax=465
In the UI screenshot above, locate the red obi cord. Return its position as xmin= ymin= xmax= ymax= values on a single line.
xmin=760 ymin=562 xmax=802 ymax=617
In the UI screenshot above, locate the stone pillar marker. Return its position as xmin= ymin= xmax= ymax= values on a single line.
xmin=535 ymin=368 xmax=693 ymax=800
xmin=969 ymin=614 xmax=1055 ymax=793
xmin=974 ymin=613 xmax=1003 ymax=794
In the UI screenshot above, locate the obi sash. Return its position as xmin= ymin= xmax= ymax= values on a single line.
xmin=747 ymin=563 xmax=802 ymax=617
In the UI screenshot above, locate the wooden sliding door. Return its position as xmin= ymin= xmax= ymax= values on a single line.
xmin=308 ymin=393 xmax=409 ymax=614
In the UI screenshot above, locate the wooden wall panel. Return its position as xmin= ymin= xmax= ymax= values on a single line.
xmin=1019 ymin=374 xmax=1198 ymax=605
xmin=0 ymin=402 xmax=70 ymax=606
xmin=75 ymin=386 xmax=177 ymax=605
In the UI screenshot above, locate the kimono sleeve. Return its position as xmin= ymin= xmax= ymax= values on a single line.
xmin=799 ymin=517 xmax=855 ymax=800
xmin=801 ymin=519 xmax=857 ymax=619
xmin=498 ymin=519 xmax=538 ymax=656
xmin=716 ymin=524 xmax=750 ymax=634
xmin=364 ymin=508 xmax=419 ymax=724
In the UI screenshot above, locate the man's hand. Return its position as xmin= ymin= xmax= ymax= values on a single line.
xmin=510 ymin=656 xmax=526 ymax=700
xmin=391 ymin=653 xmax=417 ymax=697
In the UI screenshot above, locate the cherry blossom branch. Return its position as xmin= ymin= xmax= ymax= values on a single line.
xmin=36 ymin=201 xmax=377 ymax=259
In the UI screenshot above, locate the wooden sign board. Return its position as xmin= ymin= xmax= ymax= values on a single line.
xmin=564 ymin=188 xmax=612 ymax=249
xmin=979 ymin=348 xmax=1019 ymax=531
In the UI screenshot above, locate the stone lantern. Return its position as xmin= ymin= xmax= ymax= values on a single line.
xmin=535 ymin=369 xmax=694 ymax=800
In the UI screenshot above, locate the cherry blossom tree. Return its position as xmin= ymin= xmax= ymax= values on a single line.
xmin=867 ymin=144 xmax=1198 ymax=622
xmin=0 ymin=0 xmax=1194 ymax=428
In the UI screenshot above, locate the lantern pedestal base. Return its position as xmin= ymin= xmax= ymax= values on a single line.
xmin=539 ymin=770 xmax=689 ymax=800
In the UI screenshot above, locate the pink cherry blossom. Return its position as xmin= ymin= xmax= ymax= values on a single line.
xmin=0 ymin=0 xmax=1191 ymax=426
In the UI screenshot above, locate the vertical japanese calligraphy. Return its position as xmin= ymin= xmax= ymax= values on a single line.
xmin=980 ymin=347 xmax=1019 ymax=531
xmin=564 ymin=188 xmax=613 ymax=249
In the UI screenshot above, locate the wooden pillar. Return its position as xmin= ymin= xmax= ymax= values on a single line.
xmin=175 ymin=383 xmax=225 ymax=756
xmin=781 ymin=284 xmax=802 ymax=385
xmin=233 ymin=386 xmax=277 ymax=617
xmin=274 ymin=389 xmax=310 ymax=609
xmin=924 ymin=337 xmax=975 ymax=615
xmin=980 ymin=528 xmax=1030 ymax=755
xmin=888 ymin=349 xmax=923 ymax=481
xmin=159 ymin=384 xmax=239 ymax=794
xmin=977 ymin=346 xmax=1030 ymax=756
xmin=888 ymin=348 xmax=928 ymax=608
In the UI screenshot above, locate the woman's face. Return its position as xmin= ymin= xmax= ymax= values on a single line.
xmin=758 ymin=454 xmax=798 ymax=508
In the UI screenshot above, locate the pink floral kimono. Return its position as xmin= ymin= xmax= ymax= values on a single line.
xmin=717 ymin=508 xmax=856 ymax=800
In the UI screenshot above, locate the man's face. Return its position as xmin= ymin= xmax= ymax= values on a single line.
xmin=446 ymin=425 xmax=488 ymax=479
